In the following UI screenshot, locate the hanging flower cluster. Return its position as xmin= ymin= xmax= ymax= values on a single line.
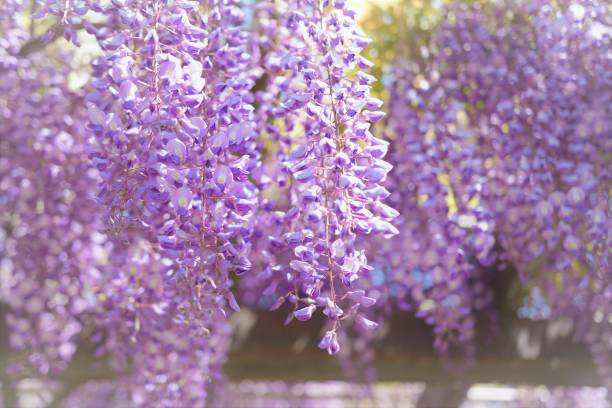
xmin=4 ymin=0 xmax=395 ymax=404
xmin=373 ymin=62 xmax=497 ymax=358
xmin=239 ymin=0 xmax=397 ymax=354
xmin=66 ymin=0 xmax=256 ymax=404
xmin=378 ymin=0 xmax=610 ymax=383
xmin=0 ymin=1 xmax=101 ymax=379
xmin=448 ymin=1 xmax=609 ymax=387
xmin=1 ymin=0 xmax=610 ymax=406
xmin=2 ymin=1 xmax=236 ymax=405
xmin=0 ymin=52 xmax=96 ymax=378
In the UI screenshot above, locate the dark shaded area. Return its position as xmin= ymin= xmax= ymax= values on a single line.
xmin=224 ymin=310 xmax=598 ymax=386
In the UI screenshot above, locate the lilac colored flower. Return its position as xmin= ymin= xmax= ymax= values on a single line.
xmin=241 ymin=0 xmax=398 ymax=354
xmin=318 ymin=330 xmax=341 ymax=355
xmin=355 ymin=314 xmax=379 ymax=331
xmin=294 ymin=305 xmax=317 ymax=322
xmin=3 ymin=0 xmax=610 ymax=402
xmin=172 ymin=187 xmax=192 ymax=216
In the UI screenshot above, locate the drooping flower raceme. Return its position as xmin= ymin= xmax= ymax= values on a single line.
xmin=82 ymin=1 xmax=259 ymax=404
xmin=0 ymin=1 xmax=101 ymax=378
xmin=2 ymin=0 xmax=611 ymax=405
xmin=362 ymin=62 xmax=495 ymax=359
xmin=441 ymin=2 xmax=611 ymax=387
xmin=240 ymin=0 xmax=397 ymax=354
xmin=2 ymin=2 xmax=237 ymax=405
xmin=381 ymin=0 xmax=610 ymax=383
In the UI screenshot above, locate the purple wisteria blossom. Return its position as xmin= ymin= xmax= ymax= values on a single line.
xmin=1 ymin=0 xmax=610 ymax=406
xmin=370 ymin=0 xmax=610 ymax=384
xmin=240 ymin=0 xmax=397 ymax=353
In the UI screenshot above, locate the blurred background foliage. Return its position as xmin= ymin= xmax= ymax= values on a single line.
xmin=353 ymin=0 xmax=525 ymax=95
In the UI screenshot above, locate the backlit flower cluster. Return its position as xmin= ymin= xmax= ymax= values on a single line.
xmin=380 ymin=0 xmax=610 ymax=383
xmin=241 ymin=0 xmax=397 ymax=354
xmin=83 ymin=0 xmax=257 ymax=404
xmin=0 ymin=51 xmax=96 ymax=378
xmin=363 ymin=62 xmax=495 ymax=359
xmin=1 ymin=0 xmax=610 ymax=405
xmin=0 ymin=1 xmax=100 ymax=379
xmin=3 ymin=0 xmax=394 ymax=404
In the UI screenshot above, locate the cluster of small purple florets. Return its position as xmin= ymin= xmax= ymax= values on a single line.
xmin=0 ymin=41 xmax=96 ymax=378
xmin=1 ymin=0 xmax=610 ymax=405
xmin=241 ymin=0 xmax=396 ymax=354
xmin=2 ymin=0 xmax=396 ymax=405
xmin=367 ymin=0 xmax=610 ymax=384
